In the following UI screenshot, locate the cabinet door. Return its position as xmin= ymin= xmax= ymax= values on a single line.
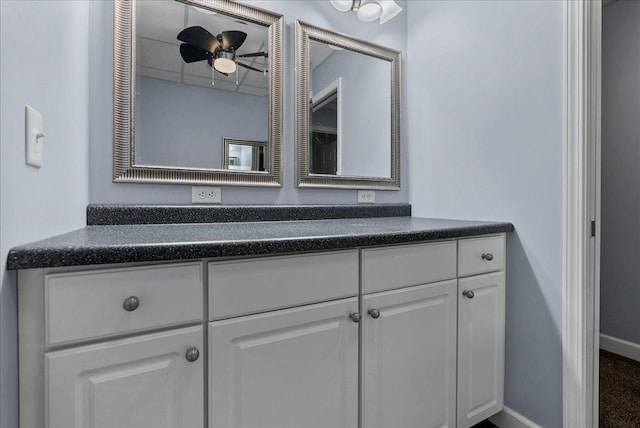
xmin=209 ymin=297 xmax=359 ymax=428
xmin=457 ymin=272 xmax=505 ymax=428
xmin=46 ymin=326 xmax=203 ymax=428
xmin=361 ymin=280 xmax=457 ymax=428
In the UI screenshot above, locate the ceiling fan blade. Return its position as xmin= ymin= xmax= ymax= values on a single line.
xmin=237 ymin=62 xmax=265 ymax=73
xmin=177 ymin=26 xmax=220 ymax=53
xmin=179 ymin=44 xmax=212 ymax=63
xmin=221 ymin=30 xmax=247 ymax=51
xmin=237 ymin=51 xmax=268 ymax=58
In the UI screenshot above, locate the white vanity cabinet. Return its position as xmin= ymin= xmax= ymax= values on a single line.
xmin=17 ymin=234 xmax=507 ymax=428
xmin=207 ymin=251 xmax=360 ymax=428
xmin=457 ymin=236 xmax=506 ymax=428
xmin=361 ymin=280 xmax=458 ymax=428
xmin=46 ymin=326 xmax=204 ymax=428
xmin=360 ymin=242 xmax=459 ymax=428
xmin=18 ymin=262 xmax=205 ymax=428
xmin=209 ymin=298 xmax=359 ymax=428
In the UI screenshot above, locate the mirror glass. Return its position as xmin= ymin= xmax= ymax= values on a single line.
xmin=308 ymin=39 xmax=391 ymax=178
xmin=223 ymin=138 xmax=268 ymax=171
xmin=134 ymin=0 xmax=269 ymax=171
xmin=113 ymin=0 xmax=282 ymax=186
xmin=296 ymin=21 xmax=400 ymax=190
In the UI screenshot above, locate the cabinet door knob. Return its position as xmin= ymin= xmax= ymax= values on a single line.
xmin=368 ymin=308 xmax=381 ymax=319
xmin=462 ymin=290 xmax=475 ymax=299
xmin=481 ymin=253 xmax=494 ymax=261
xmin=185 ymin=346 xmax=200 ymax=362
xmin=349 ymin=312 xmax=361 ymax=323
xmin=122 ymin=296 xmax=140 ymax=312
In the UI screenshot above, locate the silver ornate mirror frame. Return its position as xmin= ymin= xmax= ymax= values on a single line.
xmin=113 ymin=0 xmax=284 ymax=186
xmin=295 ymin=20 xmax=401 ymax=190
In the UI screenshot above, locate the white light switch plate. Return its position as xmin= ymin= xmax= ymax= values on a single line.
xmin=192 ymin=186 xmax=222 ymax=204
xmin=25 ymin=105 xmax=44 ymax=168
xmin=358 ymin=190 xmax=376 ymax=204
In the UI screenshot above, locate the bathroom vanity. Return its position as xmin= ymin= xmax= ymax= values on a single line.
xmin=8 ymin=205 xmax=513 ymax=428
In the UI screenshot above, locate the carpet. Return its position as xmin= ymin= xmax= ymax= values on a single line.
xmin=600 ymin=349 xmax=640 ymax=428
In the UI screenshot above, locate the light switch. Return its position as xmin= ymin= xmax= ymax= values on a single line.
xmin=25 ymin=105 xmax=44 ymax=168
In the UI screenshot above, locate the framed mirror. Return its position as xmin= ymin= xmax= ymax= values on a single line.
xmin=113 ymin=0 xmax=283 ymax=186
xmin=222 ymin=138 xmax=268 ymax=171
xmin=295 ymin=20 xmax=401 ymax=190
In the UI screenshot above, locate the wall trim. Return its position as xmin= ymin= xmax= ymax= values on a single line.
xmin=563 ymin=1 xmax=601 ymax=428
xmin=600 ymin=334 xmax=640 ymax=363
xmin=488 ymin=406 xmax=543 ymax=428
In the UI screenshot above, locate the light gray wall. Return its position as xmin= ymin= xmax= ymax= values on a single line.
xmin=0 ymin=1 xmax=91 ymax=426
xmin=89 ymin=0 xmax=408 ymax=204
xmin=135 ymin=76 xmax=268 ymax=169
xmin=407 ymin=1 xmax=563 ymax=427
xmin=600 ymin=0 xmax=640 ymax=345
xmin=312 ymin=48 xmax=392 ymax=177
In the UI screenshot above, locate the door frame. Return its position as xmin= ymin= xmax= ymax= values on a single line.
xmin=562 ymin=0 xmax=601 ymax=427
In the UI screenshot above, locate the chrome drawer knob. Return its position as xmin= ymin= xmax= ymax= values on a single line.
xmin=122 ymin=296 xmax=140 ymax=312
xmin=368 ymin=308 xmax=381 ymax=319
xmin=481 ymin=253 xmax=494 ymax=261
xmin=185 ymin=346 xmax=200 ymax=363
xmin=462 ymin=290 xmax=475 ymax=299
xmin=349 ymin=312 xmax=361 ymax=323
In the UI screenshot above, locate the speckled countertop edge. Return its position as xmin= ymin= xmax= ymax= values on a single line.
xmin=7 ymin=217 xmax=514 ymax=270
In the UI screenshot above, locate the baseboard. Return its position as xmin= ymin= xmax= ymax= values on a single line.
xmin=600 ymin=334 xmax=640 ymax=362
xmin=488 ymin=406 xmax=542 ymax=428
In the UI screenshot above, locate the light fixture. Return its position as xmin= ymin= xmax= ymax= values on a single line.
xmin=329 ymin=0 xmax=402 ymax=24
xmin=329 ymin=0 xmax=352 ymax=12
xmin=378 ymin=0 xmax=402 ymax=24
xmin=213 ymin=51 xmax=237 ymax=74
xmin=357 ymin=0 xmax=382 ymax=22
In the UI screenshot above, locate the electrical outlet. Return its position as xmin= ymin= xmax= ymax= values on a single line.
xmin=357 ymin=190 xmax=376 ymax=204
xmin=192 ymin=186 xmax=221 ymax=204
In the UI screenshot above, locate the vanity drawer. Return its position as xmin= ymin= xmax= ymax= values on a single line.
xmin=45 ymin=263 xmax=203 ymax=347
xmin=458 ymin=235 xmax=505 ymax=277
xmin=361 ymin=241 xmax=457 ymax=294
xmin=208 ymin=250 xmax=358 ymax=320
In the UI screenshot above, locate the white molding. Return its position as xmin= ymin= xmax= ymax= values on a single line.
xmin=563 ymin=1 xmax=601 ymax=428
xmin=488 ymin=406 xmax=542 ymax=428
xmin=600 ymin=334 xmax=640 ymax=362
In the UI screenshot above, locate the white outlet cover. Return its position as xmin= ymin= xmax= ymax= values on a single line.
xmin=191 ymin=186 xmax=222 ymax=204
xmin=357 ymin=190 xmax=376 ymax=204
xmin=25 ymin=105 xmax=44 ymax=168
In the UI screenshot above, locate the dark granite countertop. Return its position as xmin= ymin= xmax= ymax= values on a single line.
xmin=7 ymin=217 xmax=513 ymax=270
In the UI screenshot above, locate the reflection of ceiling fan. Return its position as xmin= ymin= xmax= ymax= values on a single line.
xmin=177 ymin=26 xmax=267 ymax=85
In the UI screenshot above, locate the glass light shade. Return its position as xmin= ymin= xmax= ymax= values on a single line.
xmin=379 ymin=0 xmax=402 ymax=24
xmin=214 ymin=57 xmax=237 ymax=74
xmin=357 ymin=1 xmax=382 ymax=22
xmin=330 ymin=0 xmax=353 ymax=12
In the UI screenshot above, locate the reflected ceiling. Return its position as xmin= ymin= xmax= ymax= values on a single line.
xmin=135 ymin=0 xmax=268 ymax=96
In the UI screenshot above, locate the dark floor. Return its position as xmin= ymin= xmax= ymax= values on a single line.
xmin=471 ymin=420 xmax=498 ymax=428
xmin=600 ymin=350 xmax=640 ymax=428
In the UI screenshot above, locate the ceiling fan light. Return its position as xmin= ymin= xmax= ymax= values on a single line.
xmin=330 ymin=0 xmax=354 ymax=12
xmin=214 ymin=57 xmax=237 ymax=74
xmin=357 ymin=1 xmax=382 ymax=22
xmin=379 ymin=0 xmax=402 ymax=24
